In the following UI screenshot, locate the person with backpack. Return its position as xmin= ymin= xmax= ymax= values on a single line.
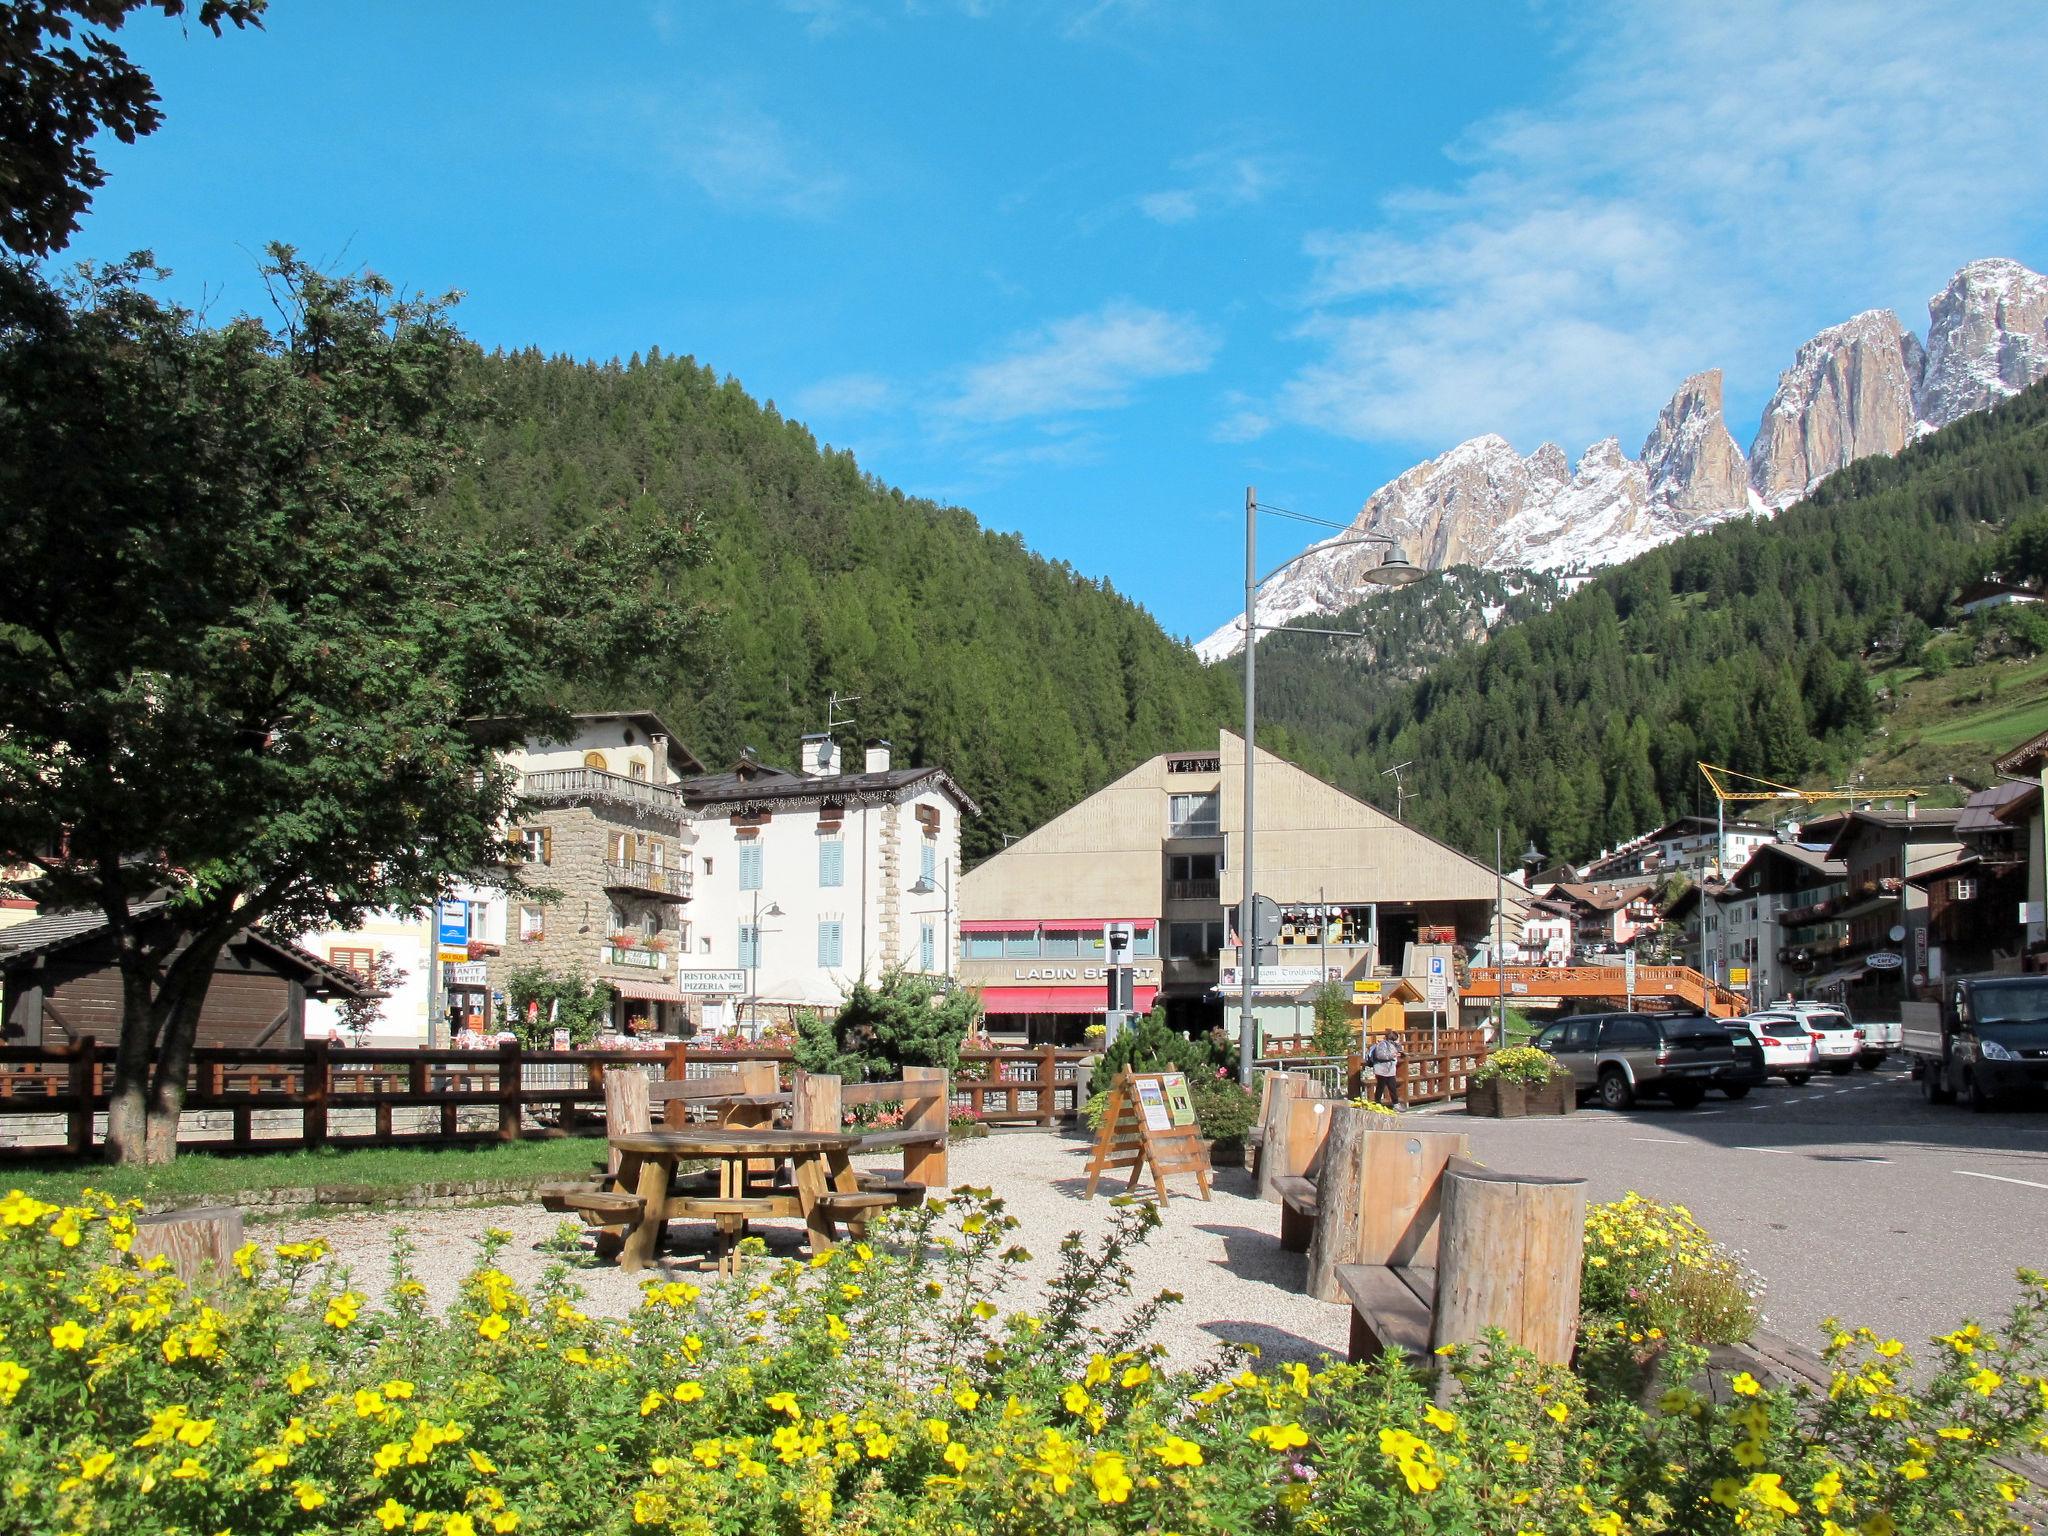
xmin=1365 ymin=1028 xmax=1403 ymax=1107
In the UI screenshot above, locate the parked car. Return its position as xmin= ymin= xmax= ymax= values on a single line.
xmin=1530 ymin=1011 xmax=1738 ymax=1110
xmin=1736 ymin=1011 xmax=1817 ymax=1085
xmin=1785 ymin=1004 xmax=1862 ymax=1075
xmin=1712 ymin=1016 xmax=1768 ymax=1099
xmin=1776 ymin=1000 xmax=1888 ymax=1070
xmin=1902 ymin=974 xmax=2048 ymax=1109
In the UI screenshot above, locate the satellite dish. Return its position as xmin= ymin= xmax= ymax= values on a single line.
xmin=1889 ymin=924 xmax=1908 ymax=943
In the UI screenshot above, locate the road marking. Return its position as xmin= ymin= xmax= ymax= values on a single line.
xmin=1956 ymin=1171 xmax=2048 ymax=1192
xmin=1630 ymin=1137 xmax=1688 ymax=1145
xmin=1735 ymin=1146 xmax=1800 ymax=1155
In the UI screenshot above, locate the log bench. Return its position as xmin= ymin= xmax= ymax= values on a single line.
xmin=1332 ymin=1152 xmax=1585 ymax=1367
xmin=1273 ymin=1174 xmax=1319 ymax=1253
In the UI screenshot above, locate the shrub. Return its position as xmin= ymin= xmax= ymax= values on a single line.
xmin=1468 ymin=1045 xmax=1568 ymax=1086
xmin=1578 ymin=1193 xmax=1760 ymax=1392
xmin=1086 ymin=1010 xmax=1221 ymax=1097
xmin=2 ymin=1187 xmax=2046 ymax=1534
xmin=793 ymin=969 xmax=982 ymax=1082
xmin=1187 ymin=1071 xmax=1258 ymax=1147
xmin=1308 ymin=983 xmax=1355 ymax=1057
xmin=499 ymin=964 xmax=614 ymax=1047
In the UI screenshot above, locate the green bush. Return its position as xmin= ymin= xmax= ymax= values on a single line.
xmin=1468 ymin=1045 xmax=1568 ymax=1086
xmin=1086 ymin=1010 xmax=1221 ymax=1097
xmin=499 ymin=964 xmax=614 ymax=1047
xmin=793 ymin=969 xmax=982 ymax=1082
xmin=5 ymin=1186 xmax=2047 ymax=1535
xmin=1308 ymin=982 xmax=1355 ymax=1057
xmin=1187 ymin=1073 xmax=1259 ymax=1147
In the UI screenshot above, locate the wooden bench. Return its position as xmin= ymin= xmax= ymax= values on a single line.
xmin=1332 ymin=1152 xmax=1585 ymax=1367
xmin=1304 ymin=1110 xmax=1468 ymax=1303
xmin=791 ymin=1067 xmax=948 ymax=1203
xmin=668 ymin=1194 xmax=784 ymax=1275
xmin=1253 ymin=1072 xmax=1334 ymax=1200
xmin=1273 ymin=1174 xmax=1319 ymax=1253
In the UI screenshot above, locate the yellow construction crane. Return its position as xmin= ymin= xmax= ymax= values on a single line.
xmin=1697 ymin=763 xmax=1934 ymax=877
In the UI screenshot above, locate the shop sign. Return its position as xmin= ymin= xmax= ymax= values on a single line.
xmin=603 ymin=945 xmax=664 ymax=971
xmin=1867 ymin=952 xmax=1904 ymax=971
xmin=1011 ymin=966 xmax=1159 ymax=983
xmin=444 ymin=961 xmax=488 ymax=987
xmin=671 ymin=969 xmax=747 ymax=995
xmin=1219 ymin=964 xmax=1326 ymax=990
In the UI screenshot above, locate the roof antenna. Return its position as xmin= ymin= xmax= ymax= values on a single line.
xmin=826 ymin=693 xmax=859 ymax=735
xmin=1380 ymin=761 xmax=1414 ymax=820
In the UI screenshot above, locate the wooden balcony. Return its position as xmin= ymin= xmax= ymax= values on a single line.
xmin=520 ymin=766 xmax=686 ymax=818
xmin=604 ymin=860 xmax=693 ymax=901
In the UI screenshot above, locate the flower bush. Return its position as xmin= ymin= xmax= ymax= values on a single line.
xmin=3 ymin=1186 xmax=2046 ymax=1534
xmin=1467 ymin=1045 xmax=1569 ymax=1086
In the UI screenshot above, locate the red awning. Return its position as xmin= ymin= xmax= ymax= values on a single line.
xmin=979 ymin=985 xmax=1159 ymax=1016
xmin=960 ymin=919 xmax=1156 ymax=933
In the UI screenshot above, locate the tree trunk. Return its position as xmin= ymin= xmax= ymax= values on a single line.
xmin=106 ymin=925 xmax=164 ymax=1165
xmin=144 ymin=967 xmax=217 ymax=1163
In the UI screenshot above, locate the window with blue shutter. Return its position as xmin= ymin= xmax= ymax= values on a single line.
xmin=739 ymin=842 xmax=763 ymax=891
xmin=920 ymin=842 xmax=936 ymax=886
xmin=920 ymin=920 xmax=935 ymax=972
xmin=819 ymin=835 xmax=843 ymax=888
xmin=737 ymin=924 xmax=759 ymax=969
xmin=817 ymin=919 xmax=843 ymax=967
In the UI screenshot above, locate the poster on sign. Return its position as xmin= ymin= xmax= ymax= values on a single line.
xmin=1162 ymin=1073 xmax=1197 ymax=1127
xmin=1134 ymin=1076 xmax=1172 ymax=1131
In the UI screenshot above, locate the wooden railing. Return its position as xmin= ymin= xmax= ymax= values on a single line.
xmin=519 ymin=766 xmax=685 ymax=816
xmin=1342 ymin=1028 xmax=1491 ymax=1107
xmin=0 ymin=1038 xmax=1102 ymax=1161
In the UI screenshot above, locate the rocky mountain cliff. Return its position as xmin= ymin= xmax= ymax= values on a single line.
xmin=1199 ymin=257 xmax=2048 ymax=661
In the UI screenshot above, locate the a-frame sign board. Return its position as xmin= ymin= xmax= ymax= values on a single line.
xmin=1083 ymin=1067 xmax=1213 ymax=1203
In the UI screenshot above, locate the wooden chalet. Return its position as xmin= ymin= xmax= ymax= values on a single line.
xmin=0 ymin=904 xmax=368 ymax=1050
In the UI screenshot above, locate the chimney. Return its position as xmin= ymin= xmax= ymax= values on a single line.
xmin=650 ymin=733 xmax=669 ymax=785
xmin=864 ymin=738 xmax=892 ymax=773
xmin=800 ymin=733 xmax=840 ymax=778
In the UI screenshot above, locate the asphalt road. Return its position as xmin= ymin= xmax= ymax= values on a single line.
xmin=1434 ymin=1064 xmax=2048 ymax=1353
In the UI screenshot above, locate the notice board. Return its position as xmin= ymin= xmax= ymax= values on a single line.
xmin=1084 ymin=1067 xmax=1213 ymax=1203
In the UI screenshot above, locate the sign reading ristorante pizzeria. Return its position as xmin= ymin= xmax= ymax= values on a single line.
xmin=1010 ymin=965 xmax=1160 ymax=982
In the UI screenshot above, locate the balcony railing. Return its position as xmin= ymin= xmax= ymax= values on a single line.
xmin=520 ymin=767 xmax=686 ymax=817
xmin=1165 ymin=877 xmax=1220 ymax=901
xmin=604 ymin=860 xmax=693 ymax=900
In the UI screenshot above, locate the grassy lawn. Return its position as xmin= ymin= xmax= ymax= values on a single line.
xmin=1918 ymin=691 xmax=2048 ymax=746
xmin=1 ymin=1136 xmax=604 ymax=1209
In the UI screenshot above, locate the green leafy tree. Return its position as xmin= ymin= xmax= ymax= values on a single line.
xmin=1308 ymin=981 xmax=1355 ymax=1057
xmin=0 ymin=1 xmax=264 ymax=258
xmin=794 ymin=969 xmax=981 ymax=1082
xmin=500 ymin=965 xmax=616 ymax=1048
xmin=1087 ymin=1009 xmax=1219 ymax=1096
xmin=0 ymin=252 xmax=705 ymax=1161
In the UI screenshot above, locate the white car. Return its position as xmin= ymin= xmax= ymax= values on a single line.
xmin=1785 ymin=1005 xmax=1863 ymax=1074
xmin=1781 ymin=1001 xmax=1884 ymax=1070
xmin=1738 ymin=1012 xmax=1817 ymax=1084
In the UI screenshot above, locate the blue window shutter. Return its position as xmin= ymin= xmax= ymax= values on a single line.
xmin=921 ymin=842 xmax=936 ymax=884
xmin=738 ymin=925 xmax=758 ymax=968
xmin=739 ymin=843 xmax=762 ymax=891
xmin=818 ymin=920 xmax=843 ymax=967
xmin=819 ymin=837 xmax=843 ymax=888
xmin=920 ymin=920 xmax=935 ymax=972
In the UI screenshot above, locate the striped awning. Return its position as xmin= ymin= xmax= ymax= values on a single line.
xmin=610 ymin=978 xmax=690 ymax=1003
xmin=979 ymin=984 xmax=1159 ymax=1016
xmin=959 ymin=918 xmax=1156 ymax=933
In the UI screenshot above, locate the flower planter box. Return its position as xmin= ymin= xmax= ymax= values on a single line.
xmin=1466 ymin=1078 xmax=1527 ymax=1118
xmin=1466 ymin=1075 xmax=1574 ymax=1117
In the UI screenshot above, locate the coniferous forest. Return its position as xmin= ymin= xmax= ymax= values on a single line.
xmin=445 ymin=345 xmax=2048 ymax=868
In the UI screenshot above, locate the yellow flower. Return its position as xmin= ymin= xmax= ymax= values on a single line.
xmin=1397 ymin=1456 xmax=1444 ymax=1494
xmin=492 ymin=1516 xmax=520 ymax=1534
xmin=1089 ymin=1452 xmax=1133 ymax=1504
xmin=954 ymin=1387 xmax=980 ymax=1411
xmin=78 ymin=1452 xmax=115 ymax=1480
xmin=376 ymin=1499 xmax=407 ymax=1531
xmin=1748 ymin=1474 xmax=1800 ymax=1515
xmin=673 ymin=1379 xmax=704 ymax=1403
xmin=1083 ymin=1356 xmax=1112 ymax=1388
xmin=285 ymin=1363 xmax=318 ymax=1395
xmin=1286 ymin=1361 xmax=1311 ymax=1397
xmin=176 ymin=1418 xmax=215 ymax=1448
xmin=943 ymin=1441 xmax=970 ymax=1472
xmin=1504 ymin=1439 xmax=1531 ymax=1464
xmin=1253 ymin=1422 xmax=1310 ymax=1451
xmin=477 ymin=1314 xmax=510 ymax=1341
xmin=1422 ymin=1405 xmax=1458 ymax=1434
xmin=1062 ymin=1383 xmax=1090 ymax=1414
xmin=1897 ymin=1459 xmax=1928 ymax=1480
xmin=292 ymin=1481 xmax=327 ymax=1511
xmin=49 ymin=1321 xmax=87 ymax=1351
xmin=766 ymin=1392 xmax=802 ymax=1419
xmin=469 ymin=1449 xmax=498 ymax=1475
xmin=1729 ymin=1371 xmax=1761 ymax=1396
xmin=323 ymin=1292 xmax=362 ymax=1328
xmin=170 ymin=1457 xmax=208 ymax=1480
xmin=1545 ymin=1403 xmax=1570 ymax=1424
xmin=0 ymin=1361 xmax=27 ymax=1402
xmin=1120 ymin=1361 xmax=1151 ymax=1389
xmin=1873 ymin=1338 xmax=1903 ymax=1358
xmin=1733 ymin=1439 xmax=1767 ymax=1468
xmin=1967 ymin=1368 xmax=2003 ymax=1396
xmin=383 ymin=1379 xmax=416 ymax=1399
xmin=1153 ymin=1436 xmax=1204 ymax=1468
xmin=446 ymin=1516 xmax=477 ymax=1536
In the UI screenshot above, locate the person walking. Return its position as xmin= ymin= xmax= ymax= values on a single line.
xmin=1366 ymin=1028 xmax=1403 ymax=1107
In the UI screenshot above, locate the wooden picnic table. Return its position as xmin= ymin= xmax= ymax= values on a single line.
xmin=607 ymin=1128 xmax=882 ymax=1273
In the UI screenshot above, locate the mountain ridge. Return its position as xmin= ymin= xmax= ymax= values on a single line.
xmin=1199 ymin=257 xmax=2048 ymax=662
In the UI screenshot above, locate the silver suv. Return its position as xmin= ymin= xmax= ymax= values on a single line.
xmin=1531 ymin=1011 xmax=1738 ymax=1110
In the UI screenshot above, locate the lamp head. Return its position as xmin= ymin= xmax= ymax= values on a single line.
xmin=1521 ymin=840 xmax=1543 ymax=867
xmin=1363 ymin=550 xmax=1429 ymax=586
xmin=909 ymin=877 xmax=935 ymax=895
xmin=763 ymin=902 xmax=785 ymax=919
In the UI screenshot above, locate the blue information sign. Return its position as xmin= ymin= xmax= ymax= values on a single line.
xmin=437 ymin=898 xmax=469 ymax=950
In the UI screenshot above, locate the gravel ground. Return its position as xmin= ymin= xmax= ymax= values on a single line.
xmin=265 ymin=1129 xmax=1352 ymax=1370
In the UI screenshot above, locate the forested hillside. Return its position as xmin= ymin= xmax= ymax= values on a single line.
xmin=440 ymin=348 xmax=1235 ymax=857
xmin=1259 ymin=381 xmax=2048 ymax=862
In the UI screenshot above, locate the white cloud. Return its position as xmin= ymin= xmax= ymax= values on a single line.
xmin=792 ymin=372 xmax=895 ymax=416
xmin=666 ymin=100 xmax=847 ymax=219
xmin=1273 ymin=0 xmax=2048 ymax=453
xmin=1137 ymin=148 xmax=1284 ymax=225
xmin=944 ymin=301 xmax=1218 ymax=422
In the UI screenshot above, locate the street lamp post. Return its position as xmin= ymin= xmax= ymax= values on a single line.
xmin=1236 ymin=486 xmax=1430 ymax=1085
xmin=909 ymin=857 xmax=953 ymax=981
xmin=744 ymin=894 xmax=784 ymax=1038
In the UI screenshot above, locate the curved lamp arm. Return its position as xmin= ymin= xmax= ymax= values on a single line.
xmin=1255 ymin=532 xmax=1394 ymax=590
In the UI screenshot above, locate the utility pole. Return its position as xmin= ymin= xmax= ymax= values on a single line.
xmin=1494 ymin=828 xmax=1506 ymax=1040
xmin=1240 ymin=485 xmax=1259 ymax=1085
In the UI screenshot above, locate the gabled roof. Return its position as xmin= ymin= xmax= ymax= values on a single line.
xmin=1997 ymin=727 xmax=2048 ymax=777
xmin=1956 ymin=780 xmax=2035 ymax=835
xmin=1823 ymin=808 xmax=1964 ymax=859
xmin=674 ymin=762 xmax=981 ymax=817
xmin=0 ymin=903 xmax=368 ymax=999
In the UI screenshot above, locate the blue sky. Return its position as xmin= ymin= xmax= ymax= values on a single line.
xmin=71 ymin=0 xmax=2048 ymax=644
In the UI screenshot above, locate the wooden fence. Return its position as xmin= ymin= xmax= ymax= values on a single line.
xmin=1344 ymin=1028 xmax=1491 ymax=1106
xmin=0 ymin=1037 xmax=1096 ymax=1160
